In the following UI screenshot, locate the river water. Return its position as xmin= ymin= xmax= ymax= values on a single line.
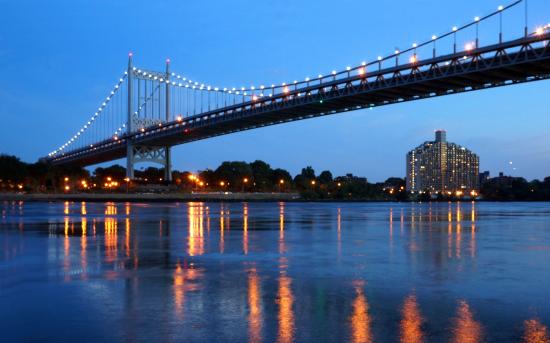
xmin=1 ymin=201 xmax=549 ymax=342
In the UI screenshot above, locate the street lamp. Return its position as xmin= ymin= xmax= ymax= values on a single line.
xmin=242 ymin=177 xmax=249 ymax=192
xmin=124 ymin=177 xmax=130 ymax=193
xmin=279 ymin=179 xmax=285 ymax=192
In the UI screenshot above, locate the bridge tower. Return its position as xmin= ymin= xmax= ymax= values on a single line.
xmin=125 ymin=55 xmax=172 ymax=181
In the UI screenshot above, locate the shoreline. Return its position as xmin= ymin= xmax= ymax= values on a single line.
xmin=2 ymin=193 xmax=549 ymax=203
xmin=0 ymin=192 xmax=301 ymax=203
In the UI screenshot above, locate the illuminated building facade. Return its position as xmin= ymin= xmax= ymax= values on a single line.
xmin=406 ymin=130 xmax=479 ymax=194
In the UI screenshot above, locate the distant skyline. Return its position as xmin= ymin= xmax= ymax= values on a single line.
xmin=1 ymin=0 xmax=550 ymax=182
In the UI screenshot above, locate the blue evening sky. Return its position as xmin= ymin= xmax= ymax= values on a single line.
xmin=1 ymin=0 xmax=550 ymax=182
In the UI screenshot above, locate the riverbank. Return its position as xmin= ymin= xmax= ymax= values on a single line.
xmin=0 ymin=192 xmax=301 ymax=202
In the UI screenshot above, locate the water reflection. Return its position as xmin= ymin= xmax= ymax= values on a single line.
xmin=173 ymin=262 xmax=185 ymax=319
xmin=279 ymin=202 xmax=286 ymax=254
xmin=277 ymin=258 xmax=294 ymax=343
xmin=400 ymin=294 xmax=424 ymax=343
xmin=248 ymin=267 xmax=263 ymax=343
xmin=188 ymin=202 xmax=205 ymax=256
xmin=81 ymin=217 xmax=87 ymax=279
xmin=243 ymin=203 xmax=249 ymax=254
xmin=350 ymin=280 xmax=372 ymax=343
xmin=523 ymin=318 xmax=550 ymax=343
xmin=104 ymin=217 xmax=118 ymax=264
xmin=451 ymin=300 xmax=483 ymax=343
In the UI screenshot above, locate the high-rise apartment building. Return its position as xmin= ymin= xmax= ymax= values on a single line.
xmin=406 ymin=130 xmax=479 ymax=194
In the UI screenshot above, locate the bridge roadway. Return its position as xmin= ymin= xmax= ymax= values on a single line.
xmin=50 ymin=33 xmax=550 ymax=167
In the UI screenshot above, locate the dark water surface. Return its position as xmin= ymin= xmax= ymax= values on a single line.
xmin=1 ymin=201 xmax=550 ymax=342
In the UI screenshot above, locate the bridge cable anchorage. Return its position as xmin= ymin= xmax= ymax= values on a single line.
xmin=48 ymin=0 xmax=550 ymax=165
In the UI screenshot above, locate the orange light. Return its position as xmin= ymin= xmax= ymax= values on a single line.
xmin=176 ymin=115 xmax=183 ymax=122
xmin=64 ymin=177 xmax=69 ymax=182
xmin=199 ymin=181 xmax=204 ymax=187
xmin=358 ymin=67 xmax=366 ymax=76
xmin=17 ymin=184 xmax=23 ymax=190
xmin=107 ymin=177 xmax=112 ymax=182
xmin=409 ymin=55 xmax=417 ymax=63
xmin=280 ymin=179 xmax=284 ymax=184
xmin=337 ymin=182 xmax=342 ymax=187
xmin=244 ymin=178 xmax=249 ymax=183
xmin=283 ymin=86 xmax=289 ymax=94
xmin=535 ymin=27 xmax=544 ymax=36
xmin=64 ymin=185 xmax=70 ymax=191
xmin=311 ymin=180 xmax=316 ymax=185
xmin=124 ymin=177 xmax=130 ymax=182
xmin=220 ymin=181 xmax=225 ymax=186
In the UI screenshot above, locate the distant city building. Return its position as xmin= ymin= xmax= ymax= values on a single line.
xmin=406 ymin=130 xmax=479 ymax=194
xmin=336 ymin=173 xmax=368 ymax=184
xmin=479 ymin=170 xmax=490 ymax=185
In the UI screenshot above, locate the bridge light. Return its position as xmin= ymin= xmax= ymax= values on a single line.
xmin=176 ymin=115 xmax=183 ymax=122
xmin=465 ymin=42 xmax=474 ymax=51
xmin=412 ymin=43 xmax=417 ymax=48
xmin=474 ymin=16 xmax=480 ymax=22
xmin=346 ymin=66 xmax=351 ymax=71
xmin=377 ymin=56 xmax=382 ymax=61
xmin=394 ymin=49 xmax=400 ymax=54
xmin=332 ymin=70 xmax=337 ymax=75
xmin=452 ymin=26 xmax=458 ymax=32
xmin=409 ymin=55 xmax=417 ymax=63
xmin=305 ymin=77 xmax=310 ymax=81
xmin=283 ymin=86 xmax=289 ymax=94
xmin=535 ymin=27 xmax=544 ymax=35
xmin=318 ymin=74 xmax=323 ymax=78
xmin=358 ymin=67 xmax=365 ymax=76
xmin=498 ymin=5 xmax=504 ymax=11
xmin=432 ymin=35 xmax=437 ymax=40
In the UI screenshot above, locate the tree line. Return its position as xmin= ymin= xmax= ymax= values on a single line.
xmin=2 ymin=153 xmax=550 ymax=200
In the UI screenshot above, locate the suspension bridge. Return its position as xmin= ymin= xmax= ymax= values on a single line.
xmin=45 ymin=1 xmax=550 ymax=180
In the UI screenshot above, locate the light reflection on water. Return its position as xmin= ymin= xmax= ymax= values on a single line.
xmin=0 ymin=201 xmax=550 ymax=342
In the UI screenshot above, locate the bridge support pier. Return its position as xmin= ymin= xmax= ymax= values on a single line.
xmin=126 ymin=145 xmax=171 ymax=182
xmin=126 ymin=142 xmax=135 ymax=180
xmin=164 ymin=146 xmax=172 ymax=182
